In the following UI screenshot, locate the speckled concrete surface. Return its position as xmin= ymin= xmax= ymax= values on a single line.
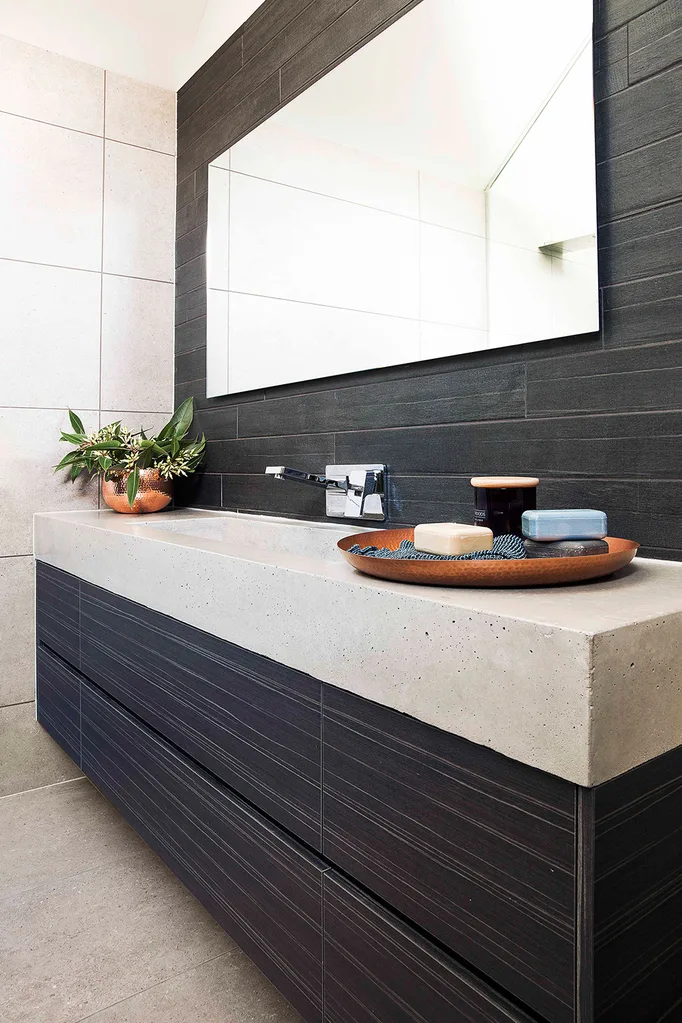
xmin=34 ymin=508 xmax=682 ymax=786
xmin=0 ymin=778 xmax=302 ymax=1023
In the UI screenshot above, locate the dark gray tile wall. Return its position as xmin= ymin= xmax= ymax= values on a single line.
xmin=175 ymin=0 xmax=682 ymax=560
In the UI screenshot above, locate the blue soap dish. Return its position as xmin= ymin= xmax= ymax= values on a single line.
xmin=522 ymin=509 xmax=608 ymax=542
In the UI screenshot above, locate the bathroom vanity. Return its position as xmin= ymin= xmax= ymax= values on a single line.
xmin=34 ymin=509 xmax=682 ymax=1023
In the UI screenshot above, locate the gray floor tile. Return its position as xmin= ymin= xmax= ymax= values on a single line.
xmin=0 ymin=839 xmax=234 ymax=1023
xmin=0 ymin=778 xmax=146 ymax=898
xmin=0 ymin=702 xmax=83 ymax=797
xmin=76 ymin=951 xmax=302 ymax=1022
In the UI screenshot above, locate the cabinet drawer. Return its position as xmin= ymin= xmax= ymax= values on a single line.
xmin=81 ymin=681 xmax=325 ymax=1023
xmin=323 ymin=687 xmax=576 ymax=1023
xmin=324 ymin=872 xmax=534 ymax=1023
xmin=36 ymin=562 xmax=80 ymax=668
xmin=36 ymin=644 xmax=81 ymax=766
xmin=80 ymin=581 xmax=321 ymax=848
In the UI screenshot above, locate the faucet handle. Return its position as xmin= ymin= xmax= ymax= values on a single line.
xmin=344 ymin=468 xmax=383 ymax=519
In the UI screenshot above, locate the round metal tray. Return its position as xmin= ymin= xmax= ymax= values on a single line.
xmin=338 ymin=530 xmax=639 ymax=587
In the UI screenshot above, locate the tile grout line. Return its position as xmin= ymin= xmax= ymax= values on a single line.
xmin=0 ymin=254 xmax=174 ymax=286
xmin=0 ymin=775 xmax=86 ymax=802
xmin=70 ymin=950 xmax=238 ymax=1023
xmin=0 ymin=105 xmax=176 ymax=157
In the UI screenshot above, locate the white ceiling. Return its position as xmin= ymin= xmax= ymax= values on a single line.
xmin=0 ymin=0 xmax=262 ymax=89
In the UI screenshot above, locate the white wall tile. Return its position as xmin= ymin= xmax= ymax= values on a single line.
xmin=0 ymin=407 xmax=99 ymax=557
xmin=105 ymin=72 xmax=176 ymax=155
xmin=99 ymin=411 xmax=173 ymax=434
xmin=0 ymin=261 xmax=101 ymax=408
xmin=0 ymin=34 xmax=104 ymax=135
xmin=419 ymin=223 xmax=487 ymax=329
xmin=103 ymin=141 xmax=176 ymax=282
xmin=229 ymin=174 xmax=419 ymax=319
xmin=228 ymin=292 xmax=420 ymax=392
xmin=0 ymin=113 xmax=103 ymax=270
xmin=207 ymin=167 xmax=230 ymax=290
xmin=229 ymin=119 xmax=419 ymax=218
xmin=419 ymin=173 xmax=486 ymax=236
xmin=100 ymin=275 xmax=174 ymax=413
xmin=0 ymin=556 xmax=35 ymax=707
xmin=420 ymin=322 xmax=489 ymax=360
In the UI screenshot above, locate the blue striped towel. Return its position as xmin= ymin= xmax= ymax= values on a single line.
xmin=348 ymin=534 xmax=526 ymax=561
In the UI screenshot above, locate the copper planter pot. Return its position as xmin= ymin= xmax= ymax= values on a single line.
xmin=101 ymin=469 xmax=173 ymax=514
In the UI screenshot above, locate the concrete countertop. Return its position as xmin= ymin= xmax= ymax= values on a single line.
xmin=34 ymin=508 xmax=682 ymax=787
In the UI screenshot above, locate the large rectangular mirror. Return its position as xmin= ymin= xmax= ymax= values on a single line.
xmin=206 ymin=0 xmax=597 ymax=397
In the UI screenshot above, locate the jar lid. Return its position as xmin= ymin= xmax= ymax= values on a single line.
xmin=470 ymin=476 xmax=539 ymax=488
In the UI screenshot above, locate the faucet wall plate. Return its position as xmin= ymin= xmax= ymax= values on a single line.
xmin=325 ymin=464 xmax=386 ymax=520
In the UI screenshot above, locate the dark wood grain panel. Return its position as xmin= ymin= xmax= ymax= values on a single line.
xmin=597 ymin=135 xmax=682 ymax=220
xmin=175 ymin=315 xmax=206 ymax=356
xmin=176 ymin=0 xmax=682 ymax=562
xmin=35 ymin=561 xmax=80 ymax=669
xmin=629 ymin=0 xmax=682 ymax=83
xmin=80 ymin=681 xmax=325 ymax=1023
xmin=526 ymin=340 xmax=682 ymax=414
xmin=207 ymin=432 xmax=335 ymax=475
xmin=80 ymin=581 xmax=322 ymax=848
xmin=322 ymin=686 xmax=577 ymax=1023
xmin=596 ymin=64 xmax=682 ymax=161
xmin=36 ymin=644 xmax=81 ymax=767
xmin=629 ymin=0 xmax=682 ymax=51
xmin=599 ymin=201 xmax=682 ymax=285
xmin=595 ymin=0 xmax=664 ymax=34
xmin=177 ymin=30 xmax=244 ymax=127
xmin=593 ymin=745 xmax=682 ymax=1022
xmin=334 ymin=411 xmax=682 ymax=479
xmin=175 ymin=347 xmax=207 ymax=385
xmin=237 ymin=363 xmax=526 ymax=437
xmin=323 ymin=872 xmax=535 ymax=1023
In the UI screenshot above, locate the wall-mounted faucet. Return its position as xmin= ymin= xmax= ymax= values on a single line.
xmin=264 ymin=464 xmax=386 ymax=520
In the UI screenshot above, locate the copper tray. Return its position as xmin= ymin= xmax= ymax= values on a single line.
xmin=338 ymin=529 xmax=639 ymax=587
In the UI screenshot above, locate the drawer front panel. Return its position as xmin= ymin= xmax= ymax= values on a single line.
xmin=323 ymin=686 xmax=576 ymax=1023
xmin=81 ymin=681 xmax=325 ymax=1023
xmin=81 ymin=581 xmax=321 ymax=848
xmin=36 ymin=644 xmax=81 ymax=766
xmin=324 ymin=872 xmax=534 ymax=1023
xmin=36 ymin=562 xmax=80 ymax=668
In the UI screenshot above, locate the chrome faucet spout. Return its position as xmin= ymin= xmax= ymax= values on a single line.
xmin=264 ymin=466 xmax=348 ymax=492
xmin=264 ymin=463 xmax=387 ymax=521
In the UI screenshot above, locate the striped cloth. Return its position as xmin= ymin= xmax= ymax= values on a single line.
xmin=348 ymin=533 xmax=526 ymax=561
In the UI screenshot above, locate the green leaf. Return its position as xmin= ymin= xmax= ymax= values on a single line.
xmin=127 ymin=467 xmax=140 ymax=508
xmin=87 ymin=440 xmax=123 ymax=451
xmin=60 ymin=432 xmax=85 ymax=445
xmin=138 ymin=446 xmax=154 ymax=469
xmin=54 ymin=451 xmax=84 ymax=472
xmin=68 ymin=409 xmax=85 ymax=434
xmin=156 ymin=398 xmax=194 ymax=443
xmin=69 ymin=463 xmax=81 ymax=482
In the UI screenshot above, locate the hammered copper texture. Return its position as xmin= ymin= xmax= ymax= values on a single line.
xmin=101 ymin=469 xmax=173 ymax=514
xmin=338 ymin=531 xmax=639 ymax=587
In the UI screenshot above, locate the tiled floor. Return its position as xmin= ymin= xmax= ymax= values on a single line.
xmin=0 ymin=777 xmax=303 ymax=1023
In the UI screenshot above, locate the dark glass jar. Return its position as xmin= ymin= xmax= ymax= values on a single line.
xmin=471 ymin=476 xmax=539 ymax=536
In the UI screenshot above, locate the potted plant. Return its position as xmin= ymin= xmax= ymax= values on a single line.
xmin=55 ymin=398 xmax=206 ymax=513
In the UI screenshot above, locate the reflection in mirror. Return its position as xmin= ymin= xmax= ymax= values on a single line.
xmin=206 ymin=0 xmax=597 ymax=397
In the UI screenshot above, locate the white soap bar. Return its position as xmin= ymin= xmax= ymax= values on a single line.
xmin=414 ymin=522 xmax=494 ymax=556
